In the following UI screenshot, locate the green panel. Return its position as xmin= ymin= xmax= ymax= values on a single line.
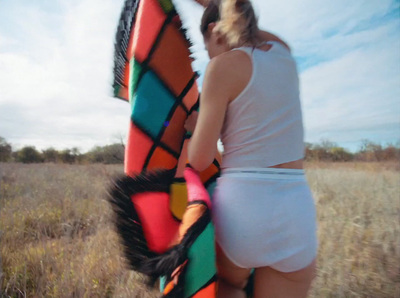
xmin=158 ymin=0 xmax=174 ymax=13
xmin=113 ymin=84 xmax=120 ymax=98
xmin=129 ymin=58 xmax=143 ymax=102
xmin=184 ymin=222 xmax=216 ymax=297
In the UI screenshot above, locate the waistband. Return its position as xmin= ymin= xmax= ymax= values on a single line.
xmin=221 ymin=167 xmax=305 ymax=180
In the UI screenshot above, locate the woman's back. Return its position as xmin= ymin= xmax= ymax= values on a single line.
xmin=220 ymin=41 xmax=305 ymax=169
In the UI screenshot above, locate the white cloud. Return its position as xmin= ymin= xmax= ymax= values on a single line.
xmin=175 ymin=0 xmax=400 ymax=150
xmin=0 ymin=0 xmax=399 ymax=152
xmin=0 ymin=0 xmax=130 ymax=151
xmin=299 ymin=18 xmax=400 ymax=146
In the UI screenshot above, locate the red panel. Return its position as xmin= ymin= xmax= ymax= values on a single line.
xmin=133 ymin=192 xmax=180 ymax=253
xmin=124 ymin=122 xmax=154 ymax=176
xmin=132 ymin=0 xmax=167 ymax=62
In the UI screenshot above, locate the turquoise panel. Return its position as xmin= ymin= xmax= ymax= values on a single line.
xmin=184 ymin=222 xmax=216 ymax=297
xmin=159 ymin=276 xmax=166 ymax=292
xmin=131 ymin=71 xmax=176 ymax=138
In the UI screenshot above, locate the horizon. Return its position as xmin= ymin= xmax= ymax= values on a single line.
xmin=2 ymin=136 xmax=398 ymax=155
xmin=0 ymin=0 xmax=399 ymax=154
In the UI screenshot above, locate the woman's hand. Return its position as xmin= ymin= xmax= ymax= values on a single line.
xmin=184 ymin=111 xmax=199 ymax=133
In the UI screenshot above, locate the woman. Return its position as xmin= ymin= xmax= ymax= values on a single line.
xmin=185 ymin=0 xmax=318 ymax=297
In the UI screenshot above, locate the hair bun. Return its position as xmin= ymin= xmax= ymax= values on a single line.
xmin=201 ymin=0 xmax=259 ymax=48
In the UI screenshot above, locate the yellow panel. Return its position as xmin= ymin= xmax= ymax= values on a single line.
xmin=170 ymin=182 xmax=188 ymax=220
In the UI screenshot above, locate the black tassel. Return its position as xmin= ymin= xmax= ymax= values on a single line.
xmin=112 ymin=0 xmax=140 ymax=98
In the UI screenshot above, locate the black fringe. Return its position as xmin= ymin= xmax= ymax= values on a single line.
xmin=112 ymin=0 xmax=199 ymax=100
xmin=108 ymin=168 xmax=212 ymax=295
xmin=112 ymin=0 xmax=139 ymax=97
xmin=107 ymin=169 xmax=174 ymax=277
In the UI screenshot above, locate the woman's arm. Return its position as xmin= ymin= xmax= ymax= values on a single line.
xmin=187 ymin=56 xmax=232 ymax=171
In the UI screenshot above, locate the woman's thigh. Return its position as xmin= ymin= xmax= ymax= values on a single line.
xmin=216 ymin=243 xmax=252 ymax=289
xmin=254 ymin=258 xmax=317 ymax=298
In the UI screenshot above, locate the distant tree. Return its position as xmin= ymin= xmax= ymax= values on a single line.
xmin=16 ymin=146 xmax=43 ymax=163
xmin=85 ymin=144 xmax=124 ymax=164
xmin=306 ymin=139 xmax=336 ymax=161
xmin=103 ymin=144 xmax=124 ymax=163
xmin=59 ymin=148 xmax=81 ymax=164
xmin=304 ymin=142 xmax=314 ymax=161
xmin=85 ymin=146 xmax=105 ymax=163
xmin=356 ymin=139 xmax=400 ymax=161
xmin=42 ymin=148 xmax=60 ymax=163
xmin=382 ymin=144 xmax=400 ymax=161
xmin=305 ymin=139 xmax=353 ymax=162
xmin=320 ymin=139 xmax=338 ymax=151
xmin=0 ymin=137 xmax=12 ymax=162
xmin=330 ymin=147 xmax=354 ymax=162
xmin=357 ymin=139 xmax=381 ymax=161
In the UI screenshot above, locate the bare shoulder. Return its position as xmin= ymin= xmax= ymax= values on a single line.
xmin=204 ymin=50 xmax=252 ymax=101
xmin=207 ymin=50 xmax=251 ymax=74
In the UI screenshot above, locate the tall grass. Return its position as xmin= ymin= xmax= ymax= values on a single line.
xmin=1 ymin=162 xmax=399 ymax=297
xmin=0 ymin=163 xmax=157 ymax=297
xmin=306 ymin=162 xmax=400 ymax=297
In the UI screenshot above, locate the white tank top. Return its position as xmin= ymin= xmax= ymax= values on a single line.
xmin=220 ymin=41 xmax=305 ymax=169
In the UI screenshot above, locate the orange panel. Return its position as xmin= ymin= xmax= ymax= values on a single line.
xmin=163 ymin=281 xmax=175 ymax=295
xmin=123 ymin=61 xmax=130 ymax=93
xmin=161 ymin=105 xmax=187 ymax=154
xmin=147 ymin=147 xmax=178 ymax=170
xmin=183 ymin=82 xmax=199 ymax=111
xmin=118 ymin=87 xmax=129 ymax=101
xmin=193 ymin=281 xmax=217 ymax=298
xmin=148 ymin=24 xmax=194 ymax=97
xmin=199 ymin=163 xmax=218 ymax=184
xmin=124 ymin=122 xmax=154 ymax=176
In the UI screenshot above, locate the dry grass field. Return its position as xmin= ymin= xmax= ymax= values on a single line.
xmin=1 ymin=162 xmax=399 ymax=297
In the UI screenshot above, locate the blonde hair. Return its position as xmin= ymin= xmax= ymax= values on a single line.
xmin=200 ymin=0 xmax=260 ymax=48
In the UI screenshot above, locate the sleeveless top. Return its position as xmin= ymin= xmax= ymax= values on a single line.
xmin=220 ymin=41 xmax=305 ymax=169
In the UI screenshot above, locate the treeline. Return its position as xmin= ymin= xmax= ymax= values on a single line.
xmin=0 ymin=137 xmax=399 ymax=164
xmin=305 ymin=139 xmax=400 ymax=162
xmin=0 ymin=137 xmax=124 ymax=164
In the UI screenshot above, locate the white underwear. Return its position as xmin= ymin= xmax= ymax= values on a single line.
xmin=212 ymin=167 xmax=318 ymax=272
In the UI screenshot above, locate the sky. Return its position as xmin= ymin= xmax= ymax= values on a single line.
xmin=0 ymin=0 xmax=399 ymax=153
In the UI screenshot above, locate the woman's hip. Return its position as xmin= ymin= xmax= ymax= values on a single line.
xmin=211 ymin=167 xmax=318 ymax=268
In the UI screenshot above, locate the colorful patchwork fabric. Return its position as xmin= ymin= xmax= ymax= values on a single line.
xmin=110 ymin=0 xmax=220 ymax=297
